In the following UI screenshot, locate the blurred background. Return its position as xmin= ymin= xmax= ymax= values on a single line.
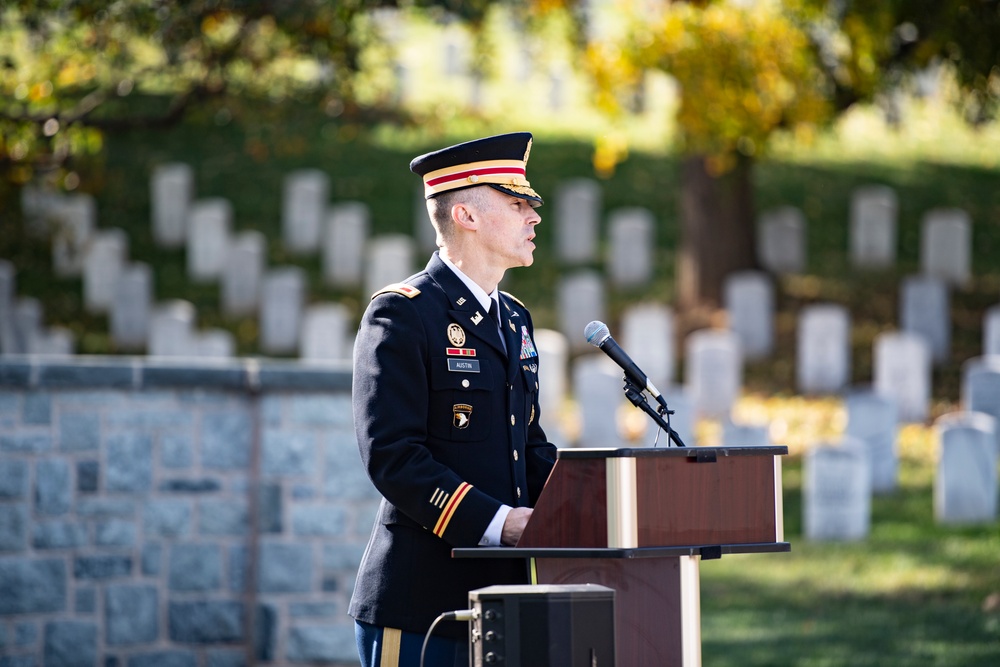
xmin=2 ymin=1 xmax=1000 ymax=665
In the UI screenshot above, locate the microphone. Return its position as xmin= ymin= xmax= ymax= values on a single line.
xmin=584 ymin=321 xmax=666 ymax=404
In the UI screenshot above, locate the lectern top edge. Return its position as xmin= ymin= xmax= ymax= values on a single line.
xmin=556 ymin=445 xmax=789 ymax=460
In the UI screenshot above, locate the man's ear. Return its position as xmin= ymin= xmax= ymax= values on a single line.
xmin=451 ymin=202 xmax=479 ymax=232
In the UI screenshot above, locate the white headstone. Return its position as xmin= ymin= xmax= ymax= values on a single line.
xmin=51 ymin=193 xmax=96 ymax=277
xmin=195 ymin=329 xmax=235 ymax=359
xmin=722 ymin=418 xmax=771 ymax=447
xmin=260 ymin=267 xmax=306 ymax=355
xmin=983 ymin=306 xmax=1000 ymax=356
xmin=685 ymin=329 xmax=743 ymax=420
xmin=573 ymin=354 xmax=624 ymax=448
xmin=14 ymin=298 xmax=43 ymax=354
xmin=29 ymin=326 xmax=75 ymax=356
xmin=83 ymin=229 xmax=129 ymax=314
xmin=20 ymin=182 xmax=63 ymax=237
xmin=151 ymin=163 xmax=194 ymax=248
xmin=0 ymin=260 xmax=19 ymax=354
xmin=723 ymin=271 xmax=774 ymax=360
xmin=558 ymin=271 xmax=606 ymax=352
xmin=221 ymin=231 xmax=267 ymax=318
xmin=555 ymin=179 xmax=601 ymax=264
xmin=850 ymin=185 xmax=897 ymax=269
xmin=414 ymin=185 xmax=437 ymax=253
xmin=110 ymin=263 xmax=153 ymax=351
xmin=920 ymin=208 xmax=971 ymax=286
xmin=148 ymin=300 xmax=197 ymax=357
xmin=900 ymin=274 xmax=950 ymax=364
xmin=873 ymin=332 xmax=931 ymax=422
xmin=364 ymin=235 xmax=415 ymax=299
xmin=323 ymin=202 xmax=370 ymax=288
xmin=757 ymin=206 xmax=806 ymax=274
xmin=187 ymin=198 xmax=232 ymax=282
xmin=796 ymin=304 xmax=851 ymax=394
xmin=282 ymin=169 xmax=329 ymax=254
xmin=300 ymin=303 xmax=352 ymax=362
xmin=934 ymin=412 xmax=998 ymax=524
xmin=804 ymin=439 xmax=871 ymax=541
xmin=534 ymin=329 xmax=570 ymax=448
xmin=621 ymin=304 xmax=674 ymax=391
xmin=961 ymin=357 xmax=1000 ymax=429
xmin=845 ymin=391 xmax=899 ymax=494
xmin=607 ymin=207 xmax=655 ymax=288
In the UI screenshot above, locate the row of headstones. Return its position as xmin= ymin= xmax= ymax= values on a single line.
xmin=152 ymin=166 xmax=665 ymax=291
xmin=758 ymin=186 xmax=973 ymax=284
xmin=805 ymin=410 xmax=998 ymax=540
xmin=0 ymin=260 xmax=75 ymax=355
xmin=722 ymin=269 xmax=1000 ymax=366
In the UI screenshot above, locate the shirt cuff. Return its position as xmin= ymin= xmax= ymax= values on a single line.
xmin=479 ymin=505 xmax=513 ymax=547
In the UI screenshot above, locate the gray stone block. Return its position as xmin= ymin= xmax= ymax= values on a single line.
xmin=0 ymin=433 xmax=52 ymax=453
xmin=96 ymin=520 xmax=136 ymax=547
xmin=32 ymin=520 xmax=87 ymax=550
xmin=288 ymin=395 xmax=353 ymax=427
xmin=107 ymin=409 xmax=193 ymax=430
xmin=161 ymin=433 xmax=194 ymax=468
xmin=255 ymin=605 xmax=276 ymax=662
xmin=35 ymin=459 xmax=71 ymax=515
xmin=198 ymin=499 xmax=248 ymax=536
xmin=262 ymin=429 xmax=315 ymax=476
xmin=286 ymin=624 xmax=356 ymax=663
xmin=159 ymin=478 xmax=221 ymax=493
xmin=257 ymin=484 xmax=282 ymax=533
xmin=77 ymin=498 xmax=134 ymax=518
xmin=260 ymin=395 xmax=282 ymax=425
xmin=143 ymin=499 xmax=191 ymax=538
xmin=257 ymin=542 xmax=313 ymax=593
xmin=325 ymin=430 xmax=379 ymax=500
xmin=205 ymin=650 xmax=246 ymax=667
xmin=125 ymin=652 xmax=196 ymax=667
xmin=142 ymin=543 xmax=162 ymax=577
xmin=168 ymin=543 xmax=222 ymax=591
xmin=0 ymin=460 xmax=28 ymax=499
xmin=0 ymin=504 xmax=27 ymax=551
xmin=201 ymin=412 xmax=251 ymax=469
xmin=75 ymin=588 xmax=96 ymax=613
xmin=323 ymin=543 xmax=366 ymax=571
xmin=23 ymin=393 xmax=51 ymax=425
xmin=168 ymin=601 xmax=245 ymax=643
xmin=106 ymin=584 xmax=158 ymax=645
xmin=77 ymin=461 xmax=98 ymax=493
xmin=44 ymin=621 xmax=96 ymax=667
xmin=290 ymin=602 xmax=337 ymax=618
xmin=0 ymin=656 xmax=37 ymax=667
xmin=228 ymin=545 xmax=247 ymax=593
xmin=15 ymin=622 xmax=37 ymax=645
xmin=106 ymin=433 xmax=153 ymax=493
xmin=73 ymin=555 xmax=132 ymax=580
xmin=291 ymin=505 xmax=346 ymax=537
xmin=0 ymin=559 xmax=66 ymax=614
xmin=59 ymin=412 xmax=99 ymax=451
xmin=292 ymin=484 xmax=316 ymax=500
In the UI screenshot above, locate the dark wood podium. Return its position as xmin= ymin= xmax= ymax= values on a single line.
xmin=455 ymin=446 xmax=789 ymax=667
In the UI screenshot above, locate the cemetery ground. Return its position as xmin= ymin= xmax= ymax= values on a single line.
xmin=2 ymin=101 xmax=1000 ymax=664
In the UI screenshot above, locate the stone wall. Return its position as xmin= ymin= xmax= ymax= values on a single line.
xmin=0 ymin=357 xmax=371 ymax=667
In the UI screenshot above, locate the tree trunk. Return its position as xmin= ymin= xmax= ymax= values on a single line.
xmin=677 ymin=154 xmax=757 ymax=311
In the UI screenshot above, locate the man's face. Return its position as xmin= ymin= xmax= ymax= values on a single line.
xmin=473 ymin=187 xmax=542 ymax=269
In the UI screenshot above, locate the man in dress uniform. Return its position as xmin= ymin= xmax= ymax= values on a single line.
xmin=350 ymin=132 xmax=558 ymax=667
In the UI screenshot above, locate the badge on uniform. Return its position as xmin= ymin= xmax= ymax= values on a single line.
xmin=453 ymin=404 xmax=472 ymax=429
xmin=447 ymin=323 xmax=466 ymax=347
xmin=519 ymin=326 xmax=538 ymax=360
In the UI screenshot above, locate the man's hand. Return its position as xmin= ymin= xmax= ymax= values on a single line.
xmin=501 ymin=507 xmax=533 ymax=546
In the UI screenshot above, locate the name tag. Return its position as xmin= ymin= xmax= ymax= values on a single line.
xmin=448 ymin=359 xmax=480 ymax=373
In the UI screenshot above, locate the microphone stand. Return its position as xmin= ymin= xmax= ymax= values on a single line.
xmin=621 ymin=377 xmax=687 ymax=448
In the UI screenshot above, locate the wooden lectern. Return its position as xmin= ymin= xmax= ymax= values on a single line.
xmin=455 ymin=446 xmax=789 ymax=667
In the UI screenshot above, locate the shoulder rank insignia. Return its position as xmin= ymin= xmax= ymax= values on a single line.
xmin=371 ymin=283 xmax=421 ymax=300
xmin=500 ymin=291 xmax=525 ymax=308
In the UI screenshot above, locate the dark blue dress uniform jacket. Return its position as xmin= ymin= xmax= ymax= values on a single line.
xmin=348 ymin=252 xmax=557 ymax=639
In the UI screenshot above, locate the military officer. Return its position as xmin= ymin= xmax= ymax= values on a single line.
xmin=350 ymin=132 xmax=557 ymax=667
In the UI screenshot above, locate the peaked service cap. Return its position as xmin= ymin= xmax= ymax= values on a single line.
xmin=409 ymin=132 xmax=542 ymax=207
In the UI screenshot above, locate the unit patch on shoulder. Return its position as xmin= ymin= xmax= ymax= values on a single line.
xmin=371 ymin=283 xmax=421 ymax=300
